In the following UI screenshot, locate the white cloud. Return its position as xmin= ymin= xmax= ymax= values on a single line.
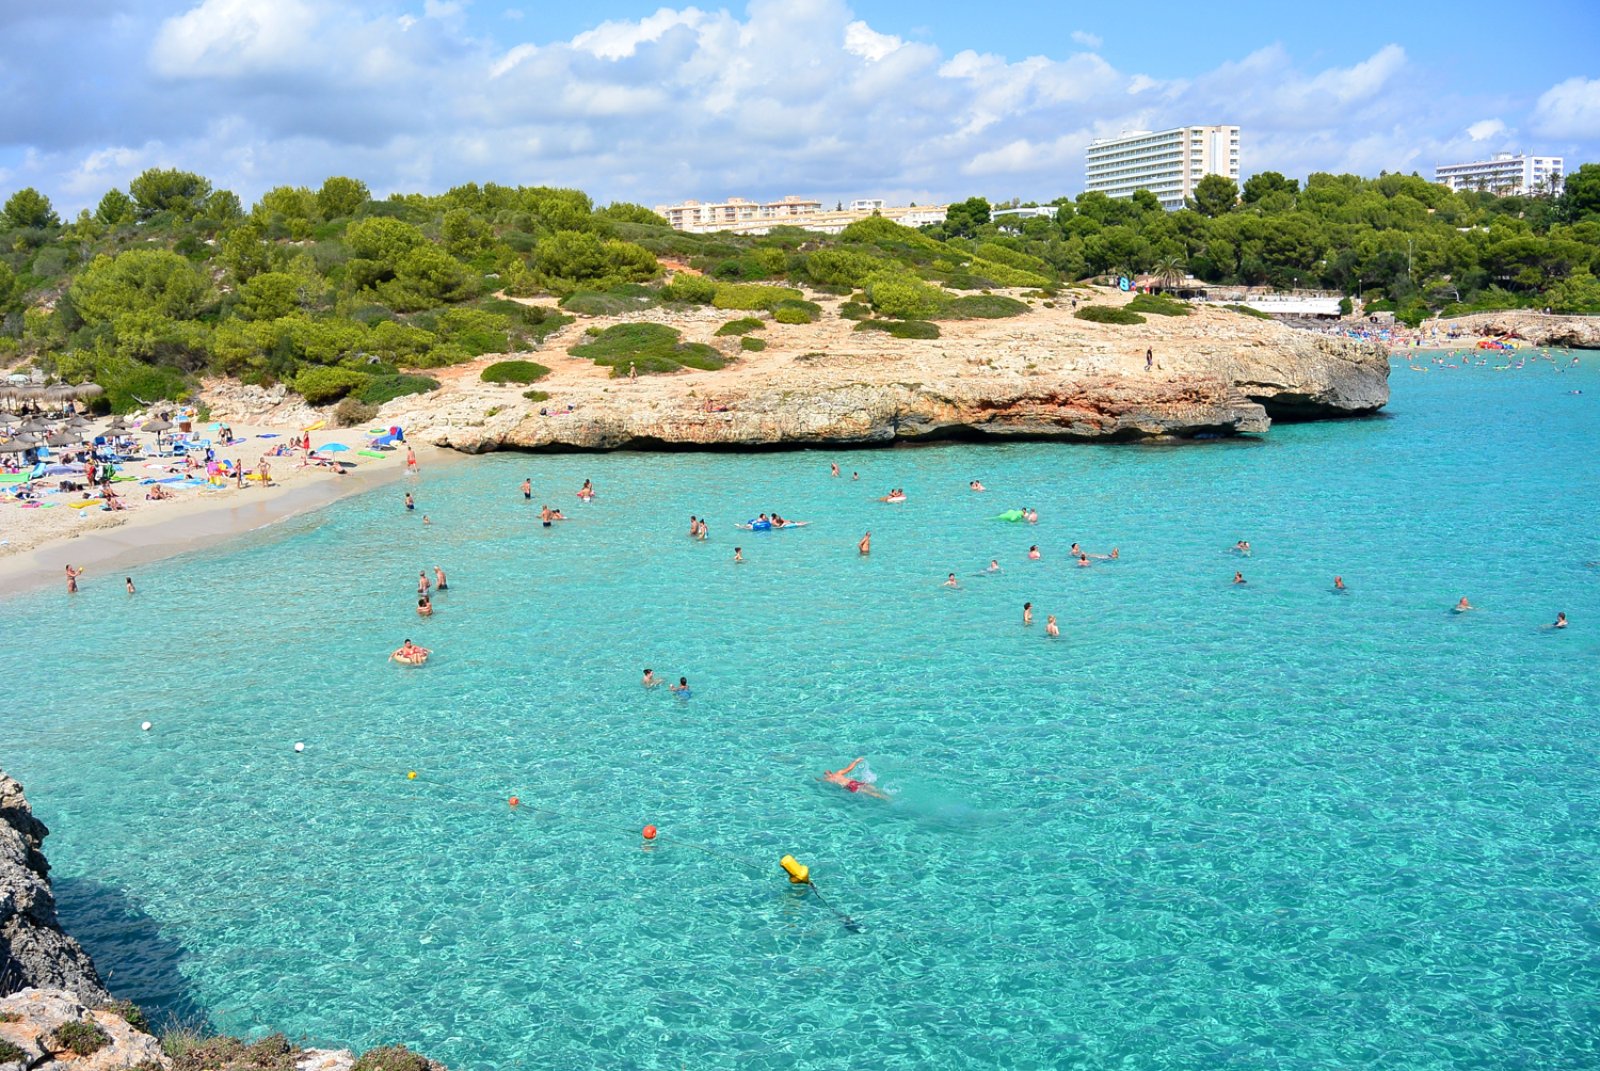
xmin=1070 ymin=30 xmax=1101 ymax=49
xmin=151 ymin=0 xmax=321 ymax=77
xmin=1533 ymin=76 xmax=1600 ymax=138
xmin=844 ymin=20 xmax=901 ymax=62
xmin=1466 ymin=118 xmax=1506 ymax=142
xmin=571 ymin=8 xmax=706 ymax=60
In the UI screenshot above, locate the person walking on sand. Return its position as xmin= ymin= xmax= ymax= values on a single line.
xmin=406 ymin=447 xmax=418 ymax=473
xmin=1146 ymin=347 xmax=1153 ymax=371
xmin=858 ymin=531 xmax=871 ymax=555
xmin=628 ymin=362 xmax=637 ymax=381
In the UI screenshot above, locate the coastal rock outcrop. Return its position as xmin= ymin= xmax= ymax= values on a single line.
xmin=0 ymin=988 xmax=167 ymax=1071
xmin=376 ymin=301 xmax=1387 ymax=452
xmin=0 ymin=774 xmax=109 ymax=1007
xmin=1436 ymin=311 xmax=1600 ymax=349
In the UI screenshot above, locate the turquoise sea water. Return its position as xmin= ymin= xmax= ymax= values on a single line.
xmin=4 ymin=353 xmax=1599 ymax=1070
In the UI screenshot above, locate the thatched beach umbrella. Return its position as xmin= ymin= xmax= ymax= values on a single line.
xmin=0 ymin=440 xmax=33 ymax=454
xmin=142 ymin=418 xmax=173 ymax=433
xmin=72 ymin=384 xmax=105 ymax=401
xmin=45 ymin=431 xmax=77 ymax=447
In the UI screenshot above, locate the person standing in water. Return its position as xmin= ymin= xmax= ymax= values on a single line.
xmin=404 ymin=492 xmax=415 ymax=512
xmin=831 ymin=462 xmax=839 ymax=477
xmin=1046 ymin=615 xmax=1060 ymax=637
xmin=944 ymin=573 xmax=959 ymax=588
xmin=858 ymin=531 xmax=871 ymax=555
xmin=125 ymin=576 xmax=136 ymax=595
xmin=418 ymin=571 xmax=431 ymax=594
xmin=1552 ymin=612 xmax=1567 ymax=629
xmin=406 ymin=447 xmax=418 ymax=473
xmin=1023 ymin=602 xmax=1033 ymax=626
xmin=434 ymin=566 xmax=447 ymax=591
xmin=733 ymin=547 xmax=744 ymax=563
xmin=670 ymin=677 xmax=691 ymax=695
xmin=1334 ymin=576 xmax=1346 ymax=591
xmin=521 ymin=478 xmax=531 ymax=501
xmin=643 ymin=668 xmax=660 ymax=687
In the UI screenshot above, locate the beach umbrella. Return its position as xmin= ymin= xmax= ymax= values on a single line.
xmin=313 ymin=442 xmax=350 ymax=453
xmin=44 ymin=432 xmax=77 ymax=447
xmin=0 ymin=441 xmax=31 ymax=454
xmin=72 ymin=384 xmax=105 ymax=401
xmin=142 ymin=418 xmax=173 ymax=432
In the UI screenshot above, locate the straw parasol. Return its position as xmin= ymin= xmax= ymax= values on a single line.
xmin=45 ymin=431 xmax=77 ymax=447
xmin=73 ymin=384 xmax=105 ymax=401
xmin=0 ymin=440 xmax=33 ymax=454
xmin=142 ymin=418 xmax=173 ymax=433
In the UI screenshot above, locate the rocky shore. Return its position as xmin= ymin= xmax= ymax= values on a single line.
xmin=0 ymin=773 xmax=443 ymax=1071
xmin=286 ymin=291 xmax=1393 ymax=454
xmin=1434 ymin=310 xmax=1600 ymax=348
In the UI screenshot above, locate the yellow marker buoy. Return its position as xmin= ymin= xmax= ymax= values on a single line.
xmin=779 ymin=855 xmax=810 ymax=885
xmin=407 ymin=771 xmax=417 ymax=780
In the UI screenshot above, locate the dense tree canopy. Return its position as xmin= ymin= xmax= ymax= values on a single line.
xmin=0 ymin=163 xmax=1594 ymax=411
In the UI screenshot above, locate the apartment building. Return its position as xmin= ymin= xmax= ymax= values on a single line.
xmin=1085 ymin=126 xmax=1240 ymax=210
xmin=1435 ymin=153 xmax=1564 ymax=196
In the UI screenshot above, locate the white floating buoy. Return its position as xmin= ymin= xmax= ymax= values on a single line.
xmin=294 ymin=742 xmax=305 ymax=753
xmin=141 ymin=721 xmax=152 ymax=732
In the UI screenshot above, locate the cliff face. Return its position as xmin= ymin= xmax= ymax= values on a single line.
xmin=1438 ymin=311 xmax=1600 ymax=349
xmin=368 ymin=296 xmax=1390 ymax=453
xmin=0 ymin=774 xmax=108 ymax=1006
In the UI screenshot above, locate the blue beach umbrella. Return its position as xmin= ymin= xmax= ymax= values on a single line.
xmin=314 ymin=442 xmax=351 ymax=453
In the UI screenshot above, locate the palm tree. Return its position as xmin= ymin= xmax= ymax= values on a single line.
xmin=1153 ymin=255 xmax=1187 ymax=292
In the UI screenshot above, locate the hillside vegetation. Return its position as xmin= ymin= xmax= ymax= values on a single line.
xmin=0 ymin=164 xmax=1596 ymax=409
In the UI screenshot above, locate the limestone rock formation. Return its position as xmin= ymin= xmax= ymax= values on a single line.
xmin=0 ymin=988 xmax=166 ymax=1071
xmin=0 ymin=775 xmax=109 ymax=1007
xmin=1438 ymin=311 xmax=1600 ymax=349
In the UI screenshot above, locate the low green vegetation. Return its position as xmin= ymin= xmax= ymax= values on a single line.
xmin=357 ymin=372 xmax=438 ymax=405
xmin=1223 ymin=303 xmax=1273 ymax=319
xmin=1074 ymin=305 xmax=1146 ymax=325
xmin=163 ymin=1031 xmax=297 ymax=1071
xmin=853 ymin=319 xmax=941 ymax=339
xmin=940 ymin=294 xmax=1030 ymax=319
xmin=333 ymin=398 xmax=378 ymax=427
xmin=351 ymin=1045 xmax=434 ymax=1071
xmin=711 ymin=283 xmax=804 ymax=311
xmin=713 ymin=317 xmax=764 ymax=336
xmin=1126 ymin=293 xmax=1191 ymax=316
xmin=52 ymin=1020 xmax=111 ymax=1056
xmin=838 ymin=300 xmax=871 ymax=320
xmin=558 ymin=284 xmax=659 ymax=316
xmin=522 ymin=389 xmax=550 ymax=402
xmin=569 ymin=323 xmax=728 ymax=376
xmin=480 ymin=359 xmax=551 ymax=384
xmin=0 ymin=1040 xmax=24 ymax=1064
xmin=740 ymin=336 xmax=767 ymax=352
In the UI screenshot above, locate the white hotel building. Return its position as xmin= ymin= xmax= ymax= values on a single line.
xmin=653 ymin=196 xmax=947 ymax=235
xmin=1435 ymin=153 xmax=1564 ymax=196
xmin=1084 ymin=126 xmax=1240 ymax=210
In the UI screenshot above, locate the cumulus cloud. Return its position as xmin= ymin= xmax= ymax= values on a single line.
xmin=1 ymin=1 xmax=1594 ymax=215
xmin=1533 ymin=76 xmax=1600 ymax=138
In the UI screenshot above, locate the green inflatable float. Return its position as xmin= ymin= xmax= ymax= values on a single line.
xmin=995 ymin=510 xmax=1025 ymax=522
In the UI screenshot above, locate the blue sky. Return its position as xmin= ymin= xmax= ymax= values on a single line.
xmin=1 ymin=0 xmax=1597 ymax=214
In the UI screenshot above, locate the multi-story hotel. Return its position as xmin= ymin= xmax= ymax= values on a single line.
xmin=1435 ymin=153 xmax=1564 ymax=196
xmin=1084 ymin=125 xmax=1240 ymax=210
xmin=653 ymin=196 xmax=947 ymax=235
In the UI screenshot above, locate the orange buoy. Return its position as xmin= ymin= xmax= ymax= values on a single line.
xmin=509 ymin=796 xmax=520 ymax=807
xmin=642 ymin=825 xmax=658 ymax=840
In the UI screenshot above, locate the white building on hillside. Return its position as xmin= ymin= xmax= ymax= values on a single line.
xmin=652 ymin=196 xmax=947 ymax=235
xmin=1435 ymin=153 xmax=1564 ymax=196
xmin=1085 ymin=126 xmax=1240 ymax=210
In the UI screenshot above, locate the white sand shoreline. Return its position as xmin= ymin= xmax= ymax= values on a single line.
xmin=0 ymin=436 xmax=460 ymax=599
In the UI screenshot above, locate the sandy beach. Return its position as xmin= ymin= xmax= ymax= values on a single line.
xmin=0 ymin=419 xmax=453 ymax=597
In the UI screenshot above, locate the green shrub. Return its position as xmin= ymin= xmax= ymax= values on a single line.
xmin=711 ymin=283 xmax=802 ymax=311
xmin=161 ymin=1030 xmax=299 ymax=1071
xmin=52 ymin=1020 xmax=111 ymax=1056
xmin=570 ymin=322 xmax=728 ymax=376
xmin=333 ymin=397 xmax=378 ymax=427
xmin=853 ymin=319 xmax=941 ymax=339
xmin=714 ymin=317 xmax=764 ymax=336
xmin=559 ymin=285 xmax=661 ymax=316
xmin=773 ymin=298 xmax=821 ymax=323
xmin=1338 ymin=296 xmax=1353 ymax=315
xmin=839 ymin=301 xmax=871 ymax=321
xmin=481 ymin=359 xmax=551 ymax=384
xmin=357 ymin=373 xmax=438 ymax=405
xmin=0 ymin=1040 xmax=24 ymax=1064
xmin=522 ymin=389 xmax=550 ymax=402
xmin=941 ymin=294 xmax=1029 ymax=319
xmin=1074 ymin=306 xmax=1146 ymax=325
xmin=1223 ymin=303 xmax=1272 ymax=319
xmin=772 ymin=306 xmax=810 ymax=325
xmin=661 ymin=273 xmax=717 ymax=304
xmin=295 ymin=365 xmax=370 ymax=404
xmin=863 ymin=271 xmax=945 ymax=318
xmin=1126 ymin=293 xmax=1191 ymax=316
xmin=740 ymin=336 xmax=767 ymax=352
xmin=352 ymin=1045 xmax=432 ymax=1071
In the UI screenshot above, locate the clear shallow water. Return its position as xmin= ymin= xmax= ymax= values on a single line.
xmin=4 ymin=353 xmax=1599 ymax=1070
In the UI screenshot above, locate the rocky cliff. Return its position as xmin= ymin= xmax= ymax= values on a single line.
xmin=1439 ymin=311 xmax=1600 ymax=348
xmin=357 ymin=294 xmax=1390 ymax=453
xmin=0 ymin=774 xmax=108 ymax=1006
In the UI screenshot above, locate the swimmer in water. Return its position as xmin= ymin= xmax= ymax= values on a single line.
xmin=1454 ymin=597 xmax=1473 ymax=612
xmin=1234 ymin=540 xmax=1251 ymax=556
xmin=521 ymin=478 xmax=531 ymax=500
xmin=733 ymin=547 xmax=744 ymax=562
xmin=422 ymin=515 xmax=431 ymax=526
xmin=1046 ymin=615 xmax=1059 ymax=637
xmin=689 ymin=515 xmax=699 ymax=537
xmin=404 ymin=492 xmax=415 ymax=511
xmin=577 ymin=479 xmax=594 ymax=500
xmin=643 ymin=668 xmax=660 ymax=687
xmin=1075 ymin=554 xmax=1091 ymax=567
xmin=1553 ymin=612 xmax=1567 ymax=629
xmin=987 ymin=559 xmax=1001 ymax=573
xmin=970 ymin=480 xmax=986 ymax=491
xmin=1069 ymin=543 xmax=1081 ymax=557
xmin=1334 ymin=575 xmax=1345 ymax=591
xmin=418 ymin=571 xmax=431 ymax=594
xmin=1025 ymin=508 xmax=1038 ymax=524
xmin=820 ymin=758 xmax=889 ymax=799
xmin=1028 ymin=545 xmax=1041 ymax=560
xmin=852 ymin=472 xmax=859 ymax=481
xmin=670 ymin=676 xmax=690 ymax=694
xmin=1233 ymin=571 xmax=1246 ymax=584
xmin=831 ymin=461 xmax=839 ymax=477
xmin=541 ymin=505 xmax=553 ymax=527
xmin=417 ymin=595 xmax=433 ymax=617
xmin=125 ymin=576 xmax=135 ymax=595
xmin=434 ymin=566 xmax=447 ymax=591
xmin=859 ymin=531 xmax=871 ymax=555
xmin=944 ymin=572 xmax=959 ymax=588
xmin=1023 ymin=602 xmax=1033 ymax=626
